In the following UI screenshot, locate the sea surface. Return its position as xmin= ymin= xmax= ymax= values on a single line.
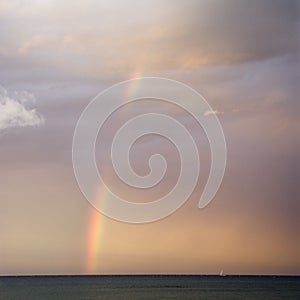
xmin=0 ymin=275 xmax=299 ymax=300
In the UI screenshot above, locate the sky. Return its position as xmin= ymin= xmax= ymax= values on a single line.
xmin=0 ymin=0 xmax=299 ymax=275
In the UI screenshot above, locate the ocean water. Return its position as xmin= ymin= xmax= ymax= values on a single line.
xmin=0 ymin=275 xmax=299 ymax=300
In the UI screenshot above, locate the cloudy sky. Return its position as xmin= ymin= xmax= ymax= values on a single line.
xmin=0 ymin=0 xmax=299 ymax=275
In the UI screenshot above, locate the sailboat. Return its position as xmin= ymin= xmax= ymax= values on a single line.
xmin=220 ymin=269 xmax=226 ymax=276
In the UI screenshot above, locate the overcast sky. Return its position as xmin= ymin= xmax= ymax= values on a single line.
xmin=0 ymin=0 xmax=299 ymax=275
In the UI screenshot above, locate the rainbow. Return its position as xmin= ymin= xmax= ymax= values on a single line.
xmin=84 ymin=71 xmax=143 ymax=274
xmin=126 ymin=70 xmax=142 ymax=98
xmin=85 ymin=186 xmax=106 ymax=274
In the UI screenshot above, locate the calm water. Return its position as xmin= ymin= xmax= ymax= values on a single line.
xmin=0 ymin=275 xmax=299 ymax=300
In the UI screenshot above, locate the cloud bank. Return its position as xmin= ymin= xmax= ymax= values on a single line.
xmin=0 ymin=0 xmax=298 ymax=80
xmin=0 ymin=87 xmax=44 ymax=130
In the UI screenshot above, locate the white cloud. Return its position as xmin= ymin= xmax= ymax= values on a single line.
xmin=0 ymin=87 xmax=44 ymax=130
xmin=203 ymin=109 xmax=224 ymax=116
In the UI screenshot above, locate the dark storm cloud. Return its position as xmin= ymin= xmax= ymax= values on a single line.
xmin=0 ymin=0 xmax=299 ymax=86
xmin=170 ymin=0 xmax=299 ymax=64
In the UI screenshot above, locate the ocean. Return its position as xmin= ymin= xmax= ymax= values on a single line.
xmin=0 ymin=275 xmax=299 ymax=300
